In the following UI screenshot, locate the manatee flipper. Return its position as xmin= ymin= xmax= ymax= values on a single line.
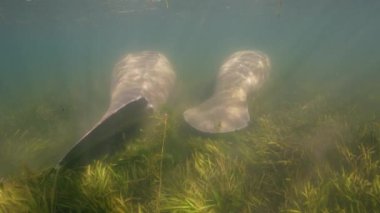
xmin=183 ymin=50 xmax=270 ymax=134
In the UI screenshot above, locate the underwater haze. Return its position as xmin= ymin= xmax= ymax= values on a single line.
xmin=1 ymin=0 xmax=380 ymax=212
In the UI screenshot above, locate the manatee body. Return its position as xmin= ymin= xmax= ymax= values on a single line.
xmin=184 ymin=50 xmax=270 ymax=133
xmin=59 ymin=51 xmax=176 ymax=166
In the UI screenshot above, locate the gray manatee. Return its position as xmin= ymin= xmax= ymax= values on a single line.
xmin=183 ymin=50 xmax=270 ymax=133
xmin=59 ymin=51 xmax=176 ymax=166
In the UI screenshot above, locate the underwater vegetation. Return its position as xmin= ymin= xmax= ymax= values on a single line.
xmin=1 ymin=82 xmax=379 ymax=213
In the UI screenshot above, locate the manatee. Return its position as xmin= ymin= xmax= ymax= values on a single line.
xmin=59 ymin=51 xmax=176 ymax=166
xmin=183 ymin=50 xmax=270 ymax=133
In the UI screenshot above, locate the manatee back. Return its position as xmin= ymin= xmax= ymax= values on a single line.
xmin=105 ymin=51 xmax=176 ymax=118
xmin=216 ymin=51 xmax=270 ymax=95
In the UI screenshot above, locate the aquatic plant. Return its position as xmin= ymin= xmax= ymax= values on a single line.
xmin=0 ymin=83 xmax=380 ymax=212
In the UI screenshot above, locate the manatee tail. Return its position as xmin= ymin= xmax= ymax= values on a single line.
xmin=59 ymin=97 xmax=149 ymax=167
xmin=183 ymin=95 xmax=250 ymax=133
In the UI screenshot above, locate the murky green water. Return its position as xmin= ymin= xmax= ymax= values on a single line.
xmin=1 ymin=0 xmax=379 ymax=176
